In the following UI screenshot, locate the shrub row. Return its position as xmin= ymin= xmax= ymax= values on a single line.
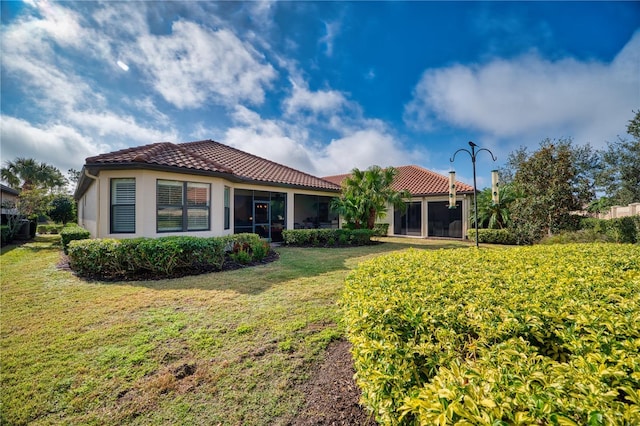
xmin=60 ymin=224 xmax=91 ymax=254
xmin=37 ymin=224 xmax=64 ymax=235
xmin=466 ymin=228 xmax=518 ymax=245
xmin=67 ymin=234 xmax=269 ymax=280
xmin=342 ymin=244 xmax=640 ymax=425
xmin=282 ymin=228 xmax=373 ymax=247
xmin=580 ymin=216 xmax=640 ymax=244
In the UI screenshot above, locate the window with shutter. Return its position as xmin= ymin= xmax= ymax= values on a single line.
xmin=157 ymin=180 xmax=210 ymax=232
xmin=111 ymin=178 xmax=136 ymax=233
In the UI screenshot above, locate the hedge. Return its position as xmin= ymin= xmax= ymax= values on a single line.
xmin=37 ymin=224 xmax=64 ymax=235
xmin=67 ymin=234 xmax=269 ymax=280
xmin=580 ymin=216 xmax=640 ymax=244
xmin=282 ymin=228 xmax=373 ymax=247
xmin=1 ymin=225 xmax=10 ymax=246
xmin=373 ymin=223 xmax=390 ymax=237
xmin=60 ymin=224 xmax=91 ymax=254
xmin=342 ymin=244 xmax=640 ymax=425
xmin=466 ymin=228 xmax=518 ymax=245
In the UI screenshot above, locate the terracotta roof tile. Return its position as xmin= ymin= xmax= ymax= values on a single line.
xmin=84 ymin=140 xmax=340 ymax=191
xmin=323 ymin=165 xmax=474 ymax=196
xmin=181 ymin=140 xmax=340 ymax=190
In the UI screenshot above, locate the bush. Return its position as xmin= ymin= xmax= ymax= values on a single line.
xmin=1 ymin=225 xmax=10 ymax=246
xmin=579 ymin=216 xmax=639 ymax=243
xmin=282 ymin=228 xmax=373 ymax=247
xmin=60 ymin=224 xmax=91 ymax=254
xmin=342 ymin=244 xmax=640 ymax=425
xmin=37 ymin=224 xmax=64 ymax=234
xmin=67 ymin=234 xmax=271 ymax=280
xmin=467 ymin=228 xmax=518 ymax=245
xmin=372 ymin=223 xmax=390 ymax=237
xmin=540 ymin=229 xmax=615 ymax=244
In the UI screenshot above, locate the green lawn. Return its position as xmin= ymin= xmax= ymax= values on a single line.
xmin=0 ymin=235 xmax=468 ymax=425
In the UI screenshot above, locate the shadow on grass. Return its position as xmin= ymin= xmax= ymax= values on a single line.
xmin=1 ymin=235 xmax=61 ymax=255
xmin=117 ymin=240 xmax=469 ymax=294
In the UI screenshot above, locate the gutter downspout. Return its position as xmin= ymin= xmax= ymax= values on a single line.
xmin=84 ymin=169 xmax=100 ymax=238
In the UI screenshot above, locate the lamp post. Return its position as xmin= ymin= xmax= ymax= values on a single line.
xmin=450 ymin=141 xmax=497 ymax=248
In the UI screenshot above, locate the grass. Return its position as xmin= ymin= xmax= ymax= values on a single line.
xmin=1 ymin=235 xmax=469 ymax=425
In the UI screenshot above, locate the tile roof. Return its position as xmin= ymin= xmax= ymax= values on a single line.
xmin=323 ymin=165 xmax=474 ymax=196
xmin=84 ymin=140 xmax=340 ymax=191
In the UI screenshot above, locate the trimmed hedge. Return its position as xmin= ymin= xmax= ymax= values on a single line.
xmin=60 ymin=224 xmax=91 ymax=254
xmin=467 ymin=228 xmax=518 ymax=245
xmin=67 ymin=234 xmax=269 ymax=280
xmin=342 ymin=244 xmax=640 ymax=425
xmin=282 ymin=228 xmax=373 ymax=247
xmin=37 ymin=224 xmax=64 ymax=235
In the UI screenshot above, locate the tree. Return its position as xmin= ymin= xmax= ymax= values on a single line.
xmin=595 ymin=111 xmax=640 ymax=205
xmin=48 ymin=194 xmax=76 ymax=225
xmin=506 ymin=139 xmax=597 ymax=243
xmin=67 ymin=168 xmax=82 ymax=187
xmin=1 ymin=157 xmax=67 ymax=191
xmin=471 ymin=183 xmax=515 ymax=229
xmin=331 ymin=165 xmax=410 ymax=229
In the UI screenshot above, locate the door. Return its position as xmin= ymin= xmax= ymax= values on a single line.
xmin=253 ymin=201 xmax=270 ymax=239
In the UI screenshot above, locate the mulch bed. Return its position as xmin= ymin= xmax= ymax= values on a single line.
xmin=292 ymin=339 xmax=377 ymax=426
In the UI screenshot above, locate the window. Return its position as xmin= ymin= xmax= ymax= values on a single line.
xmin=111 ymin=178 xmax=135 ymax=233
xmin=157 ymin=180 xmax=210 ymax=232
xmin=224 ymin=186 xmax=230 ymax=230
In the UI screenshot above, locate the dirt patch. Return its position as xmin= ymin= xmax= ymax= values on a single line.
xmin=292 ymin=339 xmax=377 ymax=425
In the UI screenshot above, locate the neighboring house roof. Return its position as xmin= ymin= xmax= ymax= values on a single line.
xmin=76 ymin=140 xmax=340 ymax=199
xmin=1 ymin=184 xmax=20 ymax=196
xmin=323 ymin=165 xmax=474 ymax=196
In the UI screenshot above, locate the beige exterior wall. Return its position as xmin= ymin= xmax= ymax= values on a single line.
xmin=80 ymin=169 xmax=339 ymax=239
xmin=78 ymin=177 xmax=98 ymax=237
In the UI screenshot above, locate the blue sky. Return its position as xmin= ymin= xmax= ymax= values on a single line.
xmin=1 ymin=1 xmax=638 ymax=188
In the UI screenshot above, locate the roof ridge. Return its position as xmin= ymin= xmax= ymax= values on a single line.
xmin=180 ymin=139 xmax=339 ymax=187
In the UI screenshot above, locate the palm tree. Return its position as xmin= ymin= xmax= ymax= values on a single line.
xmin=471 ymin=183 xmax=515 ymax=229
xmin=1 ymin=157 xmax=67 ymax=191
xmin=332 ymin=165 xmax=410 ymax=229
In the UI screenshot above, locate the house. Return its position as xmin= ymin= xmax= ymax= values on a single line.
xmin=74 ymin=140 xmax=341 ymax=242
xmin=323 ymin=165 xmax=474 ymax=239
xmin=1 ymin=184 xmax=20 ymax=224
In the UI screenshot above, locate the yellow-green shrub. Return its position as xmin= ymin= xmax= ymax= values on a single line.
xmin=342 ymin=244 xmax=640 ymax=425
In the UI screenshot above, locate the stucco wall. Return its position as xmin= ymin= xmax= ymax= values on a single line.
xmin=81 ymin=169 xmax=339 ymax=239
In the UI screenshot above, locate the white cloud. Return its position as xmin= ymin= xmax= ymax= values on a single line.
xmin=319 ymin=20 xmax=340 ymax=57
xmin=223 ymin=107 xmax=422 ymax=176
xmin=283 ymin=80 xmax=348 ymax=116
xmin=404 ymin=31 xmax=640 ymax=146
xmin=0 ymin=116 xmax=105 ymax=173
xmin=315 ymin=129 xmax=422 ymax=176
xmin=134 ymin=20 xmax=277 ymax=109
xmin=224 ymin=106 xmax=316 ymax=173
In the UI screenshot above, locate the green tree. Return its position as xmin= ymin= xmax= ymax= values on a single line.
xmin=471 ymin=183 xmax=515 ymax=229
xmin=48 ymin=194 xmax=76 ymax=225
xmin=331 ymin=165 xmax=410 ymax=229
xmin=1 ymin=157 xmax=67 ymax=191
xmin=595 ymin=111 xmax=640 ymax=205
xmin=506 ymin=138 xmax=596 ymax=243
